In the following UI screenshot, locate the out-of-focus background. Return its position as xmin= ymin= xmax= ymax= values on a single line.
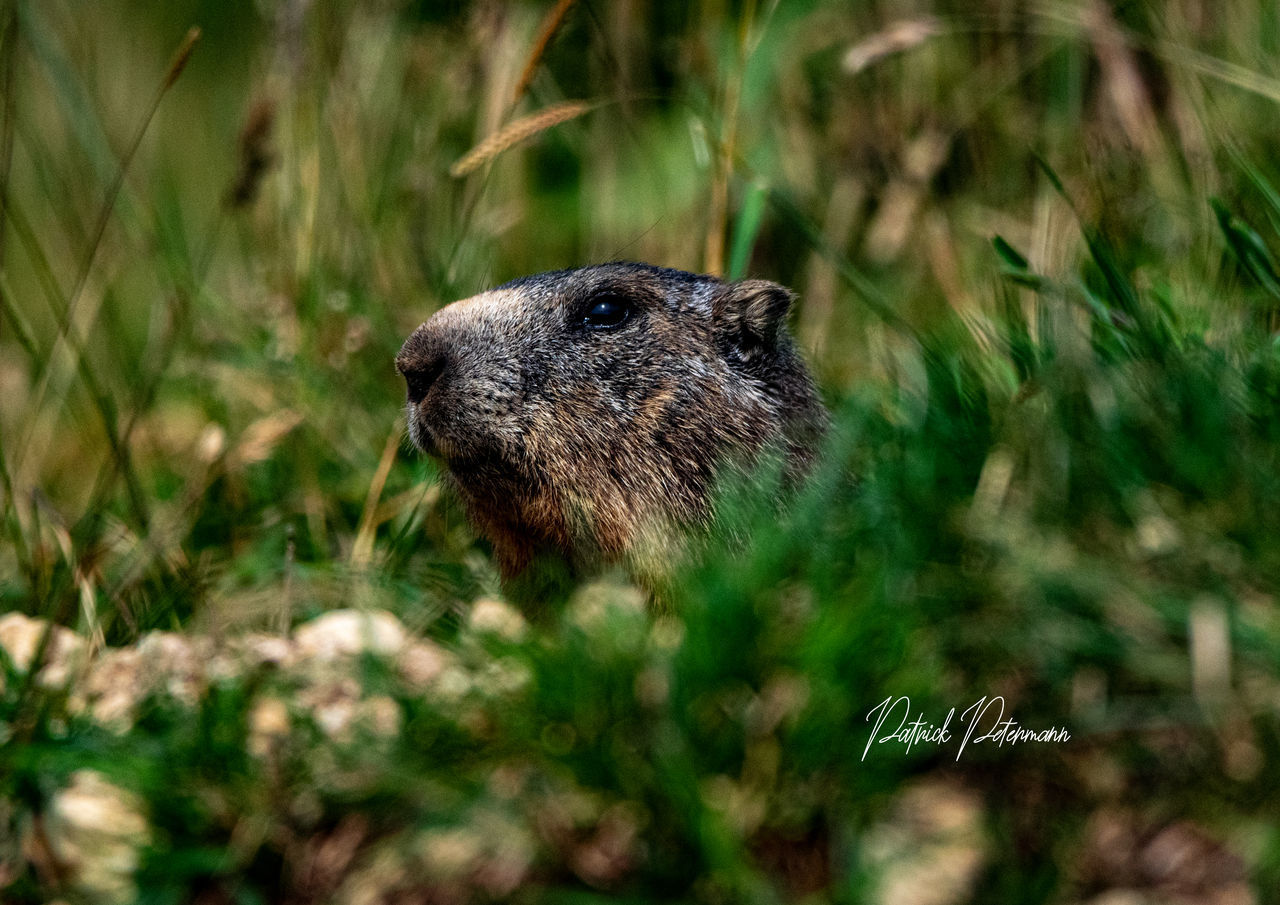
xmin=2 ymin=1 xmax=1280 ymax=903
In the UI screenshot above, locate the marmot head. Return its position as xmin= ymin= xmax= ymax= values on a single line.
xmin=396 ymin=262 xmax=825 ymax=578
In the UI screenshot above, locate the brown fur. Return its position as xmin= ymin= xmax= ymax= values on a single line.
xmin=395 ymin=263 xmax=827 ymax=579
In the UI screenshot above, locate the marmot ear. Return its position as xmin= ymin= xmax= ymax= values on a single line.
xmin=712 ymin=279 xmax=795 ymax=359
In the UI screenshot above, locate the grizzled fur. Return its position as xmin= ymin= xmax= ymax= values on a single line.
xmin=396 ymin=262 xmax=827 ymax=579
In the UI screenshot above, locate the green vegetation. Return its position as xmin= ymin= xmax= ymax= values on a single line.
xmin=2 ymin=0 xmax=1280 ymax=901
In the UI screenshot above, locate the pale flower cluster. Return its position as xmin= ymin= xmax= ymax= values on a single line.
xmin=0 ymin=607 xmax=521 ymax=902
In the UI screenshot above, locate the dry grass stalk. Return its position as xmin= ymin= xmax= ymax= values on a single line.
xmin=351 ymin=423 xmax=402 ymax=568
xmin=799 ymin=176 xmax=864 ymax=358
xmin=227 ymin=97 xmax=277 ymax=209
xmin=449 ymin=101 xmax=590 ymax=178
xmin=704 ymin=48 xmax=745 ymax=277
xmin=842 ymin=17 xmax=942 ymax=74
xmin=1082 ymin=1 xmax=1162 ymax=157
xmin=512 ymin=0 xmax=577 ymax=106
xmin=163 ymin=26 xmax=202 ymax=90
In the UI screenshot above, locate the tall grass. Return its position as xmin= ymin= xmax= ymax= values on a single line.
xmin=1 ymin=0 xmax=1280 ymax=902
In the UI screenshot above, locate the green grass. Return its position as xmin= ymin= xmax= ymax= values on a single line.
xmin=2 ymin=0 xmax=1280 ymax=902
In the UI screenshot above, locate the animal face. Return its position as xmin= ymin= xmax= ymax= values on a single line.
xmin=395 ymin=262 xmax=815 ymax=575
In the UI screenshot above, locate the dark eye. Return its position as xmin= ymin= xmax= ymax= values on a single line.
xmin=581 ymin=294 xmax=632 ymax=330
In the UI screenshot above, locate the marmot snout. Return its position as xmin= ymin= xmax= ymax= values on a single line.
xmin=396 ymin=262 xmax=826 ymax=578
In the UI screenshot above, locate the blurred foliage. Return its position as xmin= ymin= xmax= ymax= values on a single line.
xmin=2 ymin=0 xmax=1280 ymax=902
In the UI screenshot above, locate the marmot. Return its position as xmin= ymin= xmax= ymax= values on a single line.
xmin=396 ymin=262 xmax=827 ymax=580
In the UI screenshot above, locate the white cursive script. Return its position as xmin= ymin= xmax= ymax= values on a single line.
xmin=862 ymin=695 xmax=1070 ymax=761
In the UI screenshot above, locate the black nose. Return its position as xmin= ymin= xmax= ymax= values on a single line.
xmin=396 ymin=336 xmax=446 ymax=405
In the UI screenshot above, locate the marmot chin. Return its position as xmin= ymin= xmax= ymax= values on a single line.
xmin=396 ymin=262 xmax=827 ymax=579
